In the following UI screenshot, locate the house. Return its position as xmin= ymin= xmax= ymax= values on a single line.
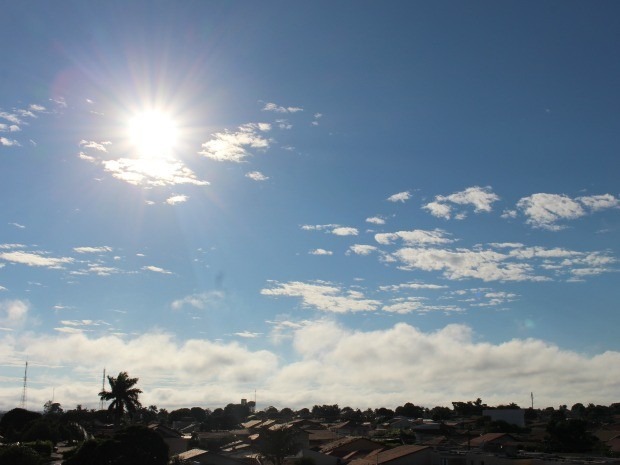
xmin=330 ymin=421 xmax=372 ymax=437
xmin=148 ymin=422 xmax=190 ymax=456
xmin=319 ymin=436 xmax=384 ymax=461
xmin=307 ymin=429 xmax=341 ymax=447
xmin=350 ymin=445 xmax=432 ymax=465
xmin=175 ymin=448 xmax=256 ymax=465
xmin=462 ymin=433 xmax=517 ymax=453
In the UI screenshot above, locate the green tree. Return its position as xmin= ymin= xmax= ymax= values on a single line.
xmin=0 ymin=408 xmax=42 ymax=442
xmin=546 ymin=418 xmax=598 ymax=452
xmin=257 ymin=426 xmax=302 ymax=465
xmin=98 ymin=371 xmax=142 ymax=428
xmin=65 ymin=425 xmax=168 ymax=465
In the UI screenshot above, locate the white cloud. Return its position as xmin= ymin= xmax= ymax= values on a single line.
xmin=516 ymin=193 xmax=584 ymax=230
xmin=0 ymin=251 xmax=74 ymax=269
xmin=0 ymin=299 xmax=29 ymax=329
xmin=199 ymin=123 xmax=271 ymax=162
xmin=309 ymin=249 xmax=333 ymax=256
xmin=331 ymin=227 xmax=358 ymax=236
xmin=375 ymin=229 xmax=453 ymax=246
xmin=423 ymin=186 xmax=499 ymax=219
xmin=234 ymin=331 xmax=262 ymax=338
xmin=166 ymin=195 xmax=189 ymax=205
xmin=79 ymin=140 xmax=111 ymax=152
xmin=262 ymin=102 xmax=303 ymax=113
xmin=423 ymin=201 xmax=452 ymax=219
xmin=379 ymin=282 xmax=448 ymax=291
xmin=366 ymin=216 xmax=385 ymax=225
xmin=0 ymin=111 xmax=22 ymax=124
xmin=142 ymin=265 xmax=172 ymax=274
xmin=392 ymin=247 xmax=541 ymax=282
xmin=515 ymin=193 xmax=619 ymax=230
xmin=0 ymin=137 xmax=20 ymax=147
xmin=73 ymin=246 xmax=113 ymax=254
xmin=171 ymin=291 xmax=226 ymax=311
xmin=246 ymin=171 xmax=269 ymax=181
xmin=9 ymin=223 xmax=25 ymax=229
xmin=348 ymin=244 xmax=377 ymax=256
xmin=0 ymin=322 xmax=619 ymax=410
xmin=261 ymin=281 xmax=380 ymax=313
xmin=387 ymin=191 xmax=411 ymax=203
xmin=99 ymin=158 xmax=209 ymax=187
xmin=577 ymin=193 xmax=619 ymax=212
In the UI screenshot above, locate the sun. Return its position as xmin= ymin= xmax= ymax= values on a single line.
xmin=127 ymin=110 xmax=178 ymax=159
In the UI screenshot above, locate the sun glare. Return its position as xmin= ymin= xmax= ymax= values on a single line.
xmin=128 ymin=110 xmax=178 ymax=159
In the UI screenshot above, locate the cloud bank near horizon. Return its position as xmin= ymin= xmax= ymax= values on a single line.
xmin=1 ymin=318 xmax=618 ymax=412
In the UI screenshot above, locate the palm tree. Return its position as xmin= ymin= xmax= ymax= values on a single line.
xmin=99 ymin=371 xmax=142 ymax=427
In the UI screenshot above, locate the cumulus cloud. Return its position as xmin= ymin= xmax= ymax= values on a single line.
xmin=309 ymin=249 xmax=333 ymax=255
xmin=0 ymin=137 xmax=20 ymax=147
xmin=199 ymin=123 xmax=271 ymax=162
xmin=0 ymin=299 xmax=29 ymax=329
xmin=387 ymin=191 xmax=411 ymax=203
xmin=516 ymin=193 xmax=619 ymax=230
xmin=423 ymin=186 xmax=499 ymax=220
xmin=246 ymin=171 xmax=269 ymax=181
xmin=261 ymin=281 xmax=380 ymax=313
xmin=0 ymin=321 xmax=619 ymax=410
xmin=366 ymin=216 xmax=385 ymax=225
xmin=331 ymin=227 xmax=358 ymax=236
xmin=0 ymin=330 xmax=278 ymax=410
xmin=375 ymin=229 xmax=453 ymax=246
xmin=166 ymin=195 xmax=188 ymax=205
xmin=348 ymin=244 xmax=378 ymax=256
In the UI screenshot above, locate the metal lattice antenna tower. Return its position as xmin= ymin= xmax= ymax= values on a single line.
xmin=100 ymin=368 xmax=106 ymax=410
xmin=20 ymin=361 xmax=28 ymax=409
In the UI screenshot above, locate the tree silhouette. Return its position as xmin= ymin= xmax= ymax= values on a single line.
xmin=99 ymin=371 xmax=142 ymax=428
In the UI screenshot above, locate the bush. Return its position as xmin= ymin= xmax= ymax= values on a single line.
xmin=0 ymin=445 xmax=43 ymax=465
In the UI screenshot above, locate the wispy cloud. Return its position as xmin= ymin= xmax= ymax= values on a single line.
xmin=73 ymin=246 xmax=113 ymax=254
xmin=0 ymin=250 xmax=74 ymax=269
xmin=79 ymin=140 xmax=111 ymax=152
xmin=100 ymin=158 xmax=209 ymax=187
xmin=171 ymin=291 xmax=226 ymax=311
xmin=302 ymin=224 xmax=358 ymax=236
xmin=366 ymin=216 xmax=385 ymax=225
xmin=262 ymin=102 xmax=303 ymax=113
xmin=261 ymin=280 xmax=380 ymax=313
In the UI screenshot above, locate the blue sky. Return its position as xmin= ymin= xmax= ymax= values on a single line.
xmin=1 ymin=1 xmax=619 ymax=412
